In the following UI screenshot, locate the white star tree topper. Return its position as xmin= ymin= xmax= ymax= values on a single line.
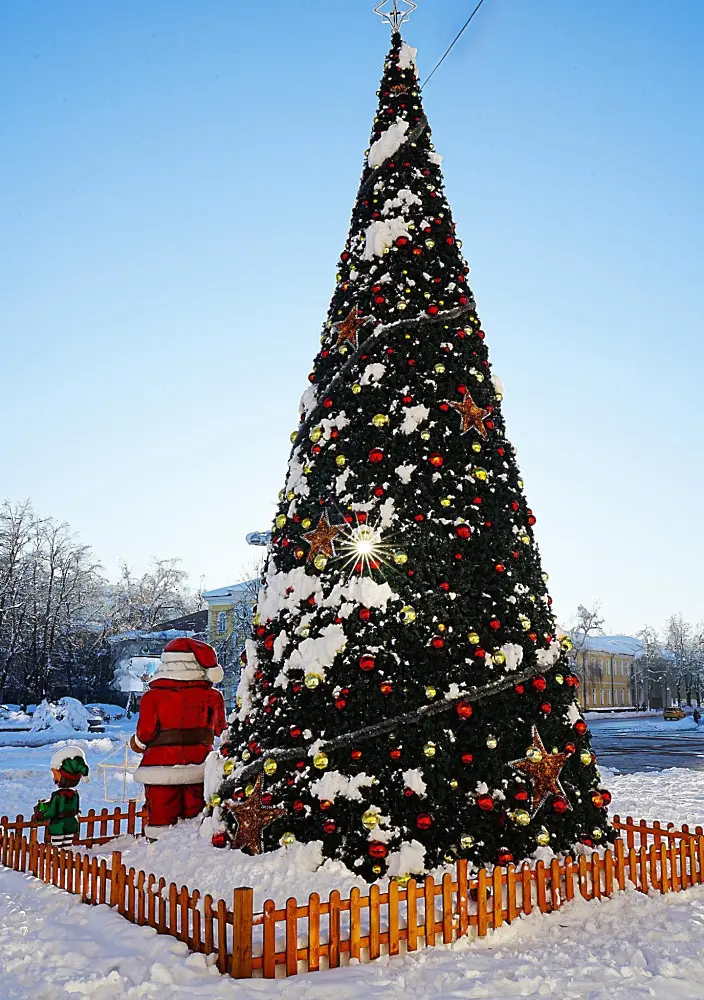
xmin=373 ymin=0 xmax=418 ymax=32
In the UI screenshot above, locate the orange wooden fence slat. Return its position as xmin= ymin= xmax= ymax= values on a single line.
xmin=231 ymin=887 xmax=254 ymax=979
xmin=424 ymin=876 xmax=435 ymax=947
xmin=492 ymin=867 xmax=504 ymax=928
xmin=329 ymin=889 xmax=341 ymax=969
xmin=477 ymin=868 xmax=488 ymax=936
xmin=307 ymin=893 xmax=320 ymax=973
xmin=389 ymin=880 xmax=400 ymax=955
xmin=285 ymin=898 xmax=298 ymax=976
xmin=349 ymin=887 xmax=362 ymax=960
xmin=407 ymin=879 xmax=418 ymax=951
xmin=369 ymin=884 xmax=381 ymax=960
xmin=550 ymin=858 xmax=562 ymax=910
xmin=262 ymin=900 xmax=277 ymax=978
xmin=536 ymin=861 xmax=548 ymax=911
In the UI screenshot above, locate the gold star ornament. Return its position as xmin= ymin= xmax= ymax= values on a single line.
xmin=334 ymin=307 xmax=365 ymax=350
xmin=446 ymin=392 xmax=490 ymax=437
xmin=509 ymin=726 xmax=570 ymax=816
xmin=228 ymin=777 xmax=287 ymax=855
xmin=303 ymin=511 xmax=345 ymax=563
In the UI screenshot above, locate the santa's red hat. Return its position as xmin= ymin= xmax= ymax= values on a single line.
xmin=152 ymin=637 xmax=224 ymax=684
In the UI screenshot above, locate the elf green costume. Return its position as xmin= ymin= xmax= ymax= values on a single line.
xmin=34 ymin=745 xmax=89 ymax=848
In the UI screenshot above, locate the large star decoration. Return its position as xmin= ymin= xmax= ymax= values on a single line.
xmin=509 ymin=726 xmax=570 ymax=816
xmin=334 ymin=307 xmax=365 ymax=350
xmin=446 ymin=392 xmax=490 ymax=437
xmin=228 ymin=777 xmax=286 ymax=855
xmin=303 ymin=511 xmax=345 ymax=563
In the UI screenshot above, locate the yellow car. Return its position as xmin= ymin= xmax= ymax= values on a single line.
xmin=663 ymin=707 xmax=686 ymax=721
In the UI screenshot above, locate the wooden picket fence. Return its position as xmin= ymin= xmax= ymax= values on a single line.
xmin=2 ymin=812 xmax=704 ymax=979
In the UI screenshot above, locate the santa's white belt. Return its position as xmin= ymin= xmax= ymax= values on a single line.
xmin=134 ymin=763 xmax=206 ymax=786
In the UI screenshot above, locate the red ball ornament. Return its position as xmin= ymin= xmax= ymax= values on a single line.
xmin=456 ymin=525 xmax=471 ymax=539
xmin=456 ymin=701 xmax=473 ymax=719
xmin=564 ymin=742 xmax=576 ymax=755
xmin=293 ymin=800 xmax=304 ymax=813
xmin=369 ymin=843 xmax=388 ymax=859
xmin=431 ymin=636 xmax=445 ymax=649
xmin=515 ymin=684 xmax=525 ymax=695
xmin=359 ymin=655 xmax=376 ymax=672
xmin=497 ymin=849 xmax=514 ymax=866
xmin=389 ymin=748 xmax=402 ymax=760
xmin=552 ymin=796 xmax=569 ymax=815
xmin=211 ymin=832 xmax=229 ymax=849
xmin=335 ymin=698 xmax=347 ymax=710
xmin=574 ymin=720 xmax=588 ymax=735
xmin=351 ymin=749 xmax=363 ymax=761
xmin=320 ymin=799 xmax=332 ymax=811
xmin=359 ymin=608 xmax=371 ymax=621
xmin=532 ymin=676 xmax=547 ymax=693
xmin=369 ymin=448 xmax=384 ymax=463
xmin=264 ymin=635 xmax=275 ymax=651
xmin=489 ymin=618 xmax=501 ymax=630
xmin=474 ymin=648 xmax=486 ymax=659
xmin=439 ymin=581 xmax=450 ymax=591
xmin=323 ymin=819 xmax=337 ymax=835
xmin=416 ymin=813 xmax=433 ymax=830
xmin=404 ymin=788 xmax=415 ymax=798
xmin=374 ymin=487 xmax=385 ymax=497
xmin=429 ymin=452 xmax=444 ymax=468
xmin=427 ymin=305 xmax=439 ymax=316
xmin=323 ymin=398 xmax=333 ymax=409
xmin=261 ymin=793 xmax=273 ymax=805
xmin=591 ymin=792 xmax=605 ymax=809
xmin=514 ymin=789 xmax=529 ymax=802
xmin=380 ymin=681 xmax=393 ymax=696
xmin=477 ymin=794 xmax=494 ymax=812
xmin=495 ymin=563 xmax=506 ymax=574
xmin=541 ymin=702 xmax=552 ymax=715
xmin=289 ymin=726 xmax=302 ymax=739
xmin=600 ymin=789 xmax=612 ymax=805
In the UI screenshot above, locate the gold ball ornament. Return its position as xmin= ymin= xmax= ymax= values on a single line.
xmin=372 ymin=413 xmax=389 ymax=427
xmin=401 ymin=606 xmax=417 ymax=625
xmin=474 ymin=468 xmax=488 ymax=482
xmin=393 ymin=552 xmax=408 ymax=566
xmin=335 ymin=455 xmax=346 ymax=467
xmin=449 ymin=779 xmax=459 ymax=790
xmin=486 ymin=736 xmax=498 ymax=750
xmin=361 ymin=810 xmax=380 ymax=830
xmin=223 ymin=759 xmax=235 ymax=776
xmin=512 ymin=809 xmax=531 ymax=827
xmin=313 ymin=554 xmax=328 ymax=570
xmin=468 ymin=632 xmax=480 ymax=645
xmin=536 ymin=828 xmax=551 ymax=847
xmin=313 ymin=752 xmax=329 ymax=770
xmin=209 ymin=794 xmax=221 ymax=807
xmin=287 ymin=490 xmax=296 ymax=501
xmin=372 ymin=864 xmax=383 ymax=875
xmin=560 ymin=636 xmax=574 ymax=652
xmin=526 ymin=746 xmax=543 ymax=762
xmin=275 ymin=515 xmax=287 ymax=529
xmin=352 ymin=383 xmax=362 ymax=394
xmin=245 ymin=783 xmax=255 ymax=797
xmin=301 ymin=518 xmax=312 ymax=529
xmin=290 ymin=431 xmax=298 ymax=443
xmin=440 ymin=497 xmax=452 ymax=507
xmin=434 ymin=364 xmax=446 ymax=374
xmin=241 ymin=750 xmax=252 ymax=762
xmin=425 ymin=685 xmax=437 ymax=699
xmin=263 ymin=758 xmax=277 ymax=776
xmin=310 ymin=427 xmax=322 ymax=443
xmin=423 ymin=742 xmax=437 ymax=758
xmin=471 ymin=442 xmax=482 ymax=453
xmin=580 ymin=750 xmax=593 ymax=766
xmin=305 ymin=673 xmax=322 ymax=689
xmin=460 ymin=834 xmax=475 ymax=850
xmin=555 ymin=674 xmax=564 ymax=685
xmin=492 ymin=652 xmax=506 ymax=665
xmin=520 ymin=534 xmax=531 ymax=545
xmin=281 ymin=832 xmax=296 ymax=847
xmin=592 ymin=828 xmax=604 ymax=840
xmin=420 ymin=431 xmax=431 ymax=441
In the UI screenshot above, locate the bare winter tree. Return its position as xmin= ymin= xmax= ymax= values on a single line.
xmin=106 ymin=558 xmax=204 ymax=634
xmin=664 ymin=614 xmax=695 ymax=707
xmin=569 ymin=603 xmax=606 ymax=691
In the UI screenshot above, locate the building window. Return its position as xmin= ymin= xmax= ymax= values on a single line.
xmin=593 ymin=688 xmax=597 ymax=706
xmin=216 ymin=611 xmax=227 ymax=634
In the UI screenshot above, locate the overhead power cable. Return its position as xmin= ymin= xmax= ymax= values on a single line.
xmin=421 ymin=0 xmax=487 ymax=90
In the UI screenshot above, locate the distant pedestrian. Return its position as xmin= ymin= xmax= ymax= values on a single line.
xmin=694 ymin=709 xmax=701 ymax=726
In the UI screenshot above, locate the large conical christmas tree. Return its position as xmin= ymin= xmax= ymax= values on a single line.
xmin=210 ymin=28 xmax=612 ymax=881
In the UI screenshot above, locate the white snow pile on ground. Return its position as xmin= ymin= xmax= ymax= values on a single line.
xmin=31 ymin=697 xmax=90 ymax=733
xmin=0 ymin=706 xmax=32 ymax=730
xmin=3 ymin=863 xmax=704 ymax=997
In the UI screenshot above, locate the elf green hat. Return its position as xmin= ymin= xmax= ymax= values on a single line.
xmin=50 ymin=745 xmax=89 ymax=778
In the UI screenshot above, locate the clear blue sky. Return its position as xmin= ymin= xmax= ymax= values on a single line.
xmin=1 ymin=1 xmax=702 ymax=634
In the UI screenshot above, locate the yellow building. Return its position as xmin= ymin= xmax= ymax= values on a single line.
xmin=572 ymin=636 xmax=638 ymax=710
xmin=202 ymin=581 xmax=258 ymax=706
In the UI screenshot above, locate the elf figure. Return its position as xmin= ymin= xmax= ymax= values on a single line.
xmin=131 ymin=637 xmax=226 ymax=840
xmin=33 ymin=746 xmax=90 ymax=848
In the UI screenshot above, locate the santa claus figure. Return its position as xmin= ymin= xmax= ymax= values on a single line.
xmin=131 ymin=637 xmax=226 ymax=839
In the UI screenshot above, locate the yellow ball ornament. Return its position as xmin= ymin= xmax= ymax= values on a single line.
xmin=486 ymin=736 xmax=498 ymax=750
xmin=305 ymin=673 xmax=322 ymax=689
xmin=372 ymin=413 xmax=389 ymax=427
xmin=580 ymin=750 xmax=593 ymax=766
xmin=420 ymin=431 xmax=431 ymax=441
xmin=393 ymin=552 xmax=408 ymax=566
xmin=440 ymin=497 xmax=452 ymax=507
xmin=263 ymin=758 xmax=277 ymax=776
xmin=520 ymin=534 xmax=531 ymax=545
xmin=401 ymin=606 xmax=417 ymax=625
xmin=241 ymin=750 xmax=251 ymax=762
xmin=555 ymin=674 xmax=564 ymax=685
xmin=281 ymin=832 xmax=296 ymax=847
xmin=560 ymin=636 xmax=574 ymax=652
xmin=245 ymin=783 xmax=255 ymax=797
xmin=434 ymin=364 xmax=446 ymax=374
xmin=209 ymin=794 xmax=221 ymax=807
xmin=313 ymin=752 xmax=329 ymax=770
xmin=449 ymin=779 xmax=458 ymax=790
xmin=536 ymin=827 xmax=551 ymax=847
xmin=468 ymin=632 xmax=480 ymax=645
xmin=275 ymin=515 xmax=286 ymax=529
xmin=492 ymin=652 xmax=506 ymax=665
xmin=592 ymin=828 xmax=604 ymax=841
xmin=310 ymin=427 xmax=322 ymax=443
xmin=474 ymin=468 xmax=488 ymax=482
xmin=361 ymin=810 xmax=380 ymax=830
xmin=425 ymin=686 xmax=437 ymax=699
xmin=460 ymin=834 xmax=475 ymax=850
xmin=512 ymin=809 xmax=531 ymax=827
xmin=372 ymin=864 xmax=383 ymax=875
xmin=526 ymin=746 xmax=543 ymax=762
xmin=423 ymin=742 xmax=437 ymax=758
xmin=336 ymin=455 xmax=346 ymax=467
xmin=471 ymin=442 xmax=482 ymax=453
xmin=223 ymin=759 xmax=235 ymax=776
xmin=301 ymin=518 xmax=312 ymax=530
xmin=314 ymin=554 xmax=328 ymax=570
xmin=287 ymin=490 xmax=296 ymax=501
xmin=352 ymin=384 xmax=362 ymax=394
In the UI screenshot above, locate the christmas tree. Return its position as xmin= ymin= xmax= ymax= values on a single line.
xmin=209 ymin=25 xmax=612 ymax=881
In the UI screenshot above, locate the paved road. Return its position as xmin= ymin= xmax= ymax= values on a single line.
xmin=589 ymin=714 xmax=704 ymax=772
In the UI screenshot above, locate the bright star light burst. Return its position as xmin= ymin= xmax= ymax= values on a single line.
xmin=337 ymin=521 xmax=396 ymax=576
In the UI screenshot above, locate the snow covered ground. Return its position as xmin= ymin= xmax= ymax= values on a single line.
xmin=3 ymin=716 xmax=704 ymax=997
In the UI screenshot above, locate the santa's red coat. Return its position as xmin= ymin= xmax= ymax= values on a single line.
xmin=133 ymin=679 xmax=226 ymax=786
